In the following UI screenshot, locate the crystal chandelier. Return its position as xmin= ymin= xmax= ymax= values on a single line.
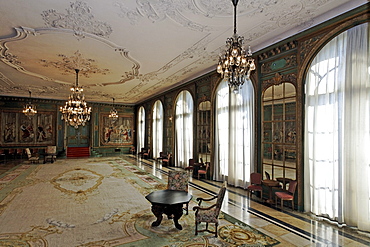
xmin=60 ymin=69 xmax=91 ymax=129
xmin=23 ymin=91 xmax=37 ymax=118
xmin=217 ymin=0 xmax=255 ymax=93
xmin=109 ymin=97 xmax=119 ymax=122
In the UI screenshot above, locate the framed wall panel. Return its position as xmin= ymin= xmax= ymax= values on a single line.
xmin=0 ymin=111 xmax=56 ymax=146
xmin=99 ymin=114 xmax=134 ymax=146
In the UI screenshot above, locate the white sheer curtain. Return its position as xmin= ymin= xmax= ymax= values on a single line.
xmin=175 ymin=90 xmax=193 ymax=168
xmin=304 ymin=23 xmax=370 ymax=231
xmin=137 ymin=106 xmax=145 ymax=153
xmin=214 ymin=79 xmax=255 ymax=188
xmin=152 ymin=100 xmax=163 ymax=159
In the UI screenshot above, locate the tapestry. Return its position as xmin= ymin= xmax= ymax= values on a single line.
xmin=100 ymin=114 xmax=133 ymax=146
xmin=0 ymin=111 xmax=55 ymax=146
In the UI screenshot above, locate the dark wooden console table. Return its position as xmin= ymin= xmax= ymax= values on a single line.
xmin=145 ymin=190 xmax=192 ymax=230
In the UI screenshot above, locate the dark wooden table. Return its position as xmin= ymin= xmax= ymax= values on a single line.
xmin=145 ymin=190 xmax=192 ymax=230
xmin=262 ymin=179 xmax=280 ymax=204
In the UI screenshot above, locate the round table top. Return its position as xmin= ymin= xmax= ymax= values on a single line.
xmin=276 ymin=177 xmax=293 ymax=183
xmin=145 ymin=190 xmax=192 ymax=205
xmin=262 ymin=179 xmax=280 ymax=187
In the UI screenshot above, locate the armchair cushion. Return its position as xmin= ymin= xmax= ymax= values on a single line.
xmin=247 ymin=184 xmax=262 ymax=191
xmin=275 ymin=192 xmax=293 ymax=200
xmin=195 ymin=207 xmax=218 ymax=223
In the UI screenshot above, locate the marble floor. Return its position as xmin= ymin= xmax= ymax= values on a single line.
xmin=1 ymin=155 xmax=369 ymax=246
xmin=131 ymin=155 xmax=370 ymax=247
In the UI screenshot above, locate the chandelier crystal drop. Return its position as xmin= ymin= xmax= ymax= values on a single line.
xmin=60 ymin=69 xmax=92 ymax=129
xmin=109 ymin=98 xmax=119 ymax=122
xmin=23 ymin=91 xmax=37 ymax=118
xmin=217 ymin=0 xmax=255 ymax=94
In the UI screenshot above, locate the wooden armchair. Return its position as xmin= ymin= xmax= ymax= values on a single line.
xmin=143 ymin=149 xmax=150 ymax=159
xmin=16 ymin=149 xmax=24 ymax=159
xmin=0 ymin=149 xmax=6 ymax=163
xmin=25 ymin=148 xmax=39 ymax=164
xmin=197 ymin=162 xmax=209 ymax=180
xmin=275 ymin=180 xmax=298 ymax=211
xmin=138 ymin=148 xmax=146 ymax=157
xmin=247 ymin=173 xmax=263 ymax=199
xmin=157 ymin=151 xmax=167 ymax=161
xmin=162 ymin=153 xmax=171 ymax=167
xmin=193 ymin=182 xmax=227 ymax=237
xmin=167 ymin=170 xmax=190 ymax=214
xmin=44 ymin=146 xmax=57 ymax=164
xmin=185 ymin=158 xmax=195 ymax=172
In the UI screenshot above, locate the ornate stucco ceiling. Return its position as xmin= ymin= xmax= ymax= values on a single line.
xmin=0 ymin=0 xmax=366 ymax=104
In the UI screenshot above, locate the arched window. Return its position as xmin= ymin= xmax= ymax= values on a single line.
xmin=152 ymin=100 xmax=163 ymax=159
xmin=175 ymin=90 xmax=193 ymax=168
xmin=214 ymin=79 xmax=255 ymax=187
xmin=304 ymin=23 xmax=370 ymax=231
xmin=137 ymin=106 xmax=145 ymax=153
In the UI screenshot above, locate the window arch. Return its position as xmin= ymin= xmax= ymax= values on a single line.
xmin=152 ymin=100 xmax=163 ymax=159
xmin=304 ymin=23 xmax=370 ymax=231
xmin=137 ymin=106 xmax=145 ymax=153
xmin=174 ymin=90 xmax=193 ymax=168
xmin=214 ymin=79 xmax=255 ymax=187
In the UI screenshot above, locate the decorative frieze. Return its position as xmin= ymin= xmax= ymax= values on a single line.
xmin=262 ymin=72 xmax=297 ymax=91
xmin=258 ymin=41 xmax=297 ymax=61
xmin=261 ymin=55 xmax=297 ymax=74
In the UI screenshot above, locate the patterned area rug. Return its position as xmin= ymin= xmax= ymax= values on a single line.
xmin=0 ymin=156 xmax=279 ymax=246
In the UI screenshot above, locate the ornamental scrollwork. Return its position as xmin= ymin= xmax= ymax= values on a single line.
xmin=262 ymin=72 xmax=297 ymax=90
xmin=42 ymin=1 xmax=113 ymax=39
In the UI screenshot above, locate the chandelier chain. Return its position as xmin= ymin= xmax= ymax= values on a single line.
xmin=109 ymin=97 xmax=119 ymax=122
xmin=23 ymin=90 xmax=37 ymax=118
xmin=60 ymin=69 xmax=91 ymax=128
xmin=217 ymin=0 xmax=255 ymax=94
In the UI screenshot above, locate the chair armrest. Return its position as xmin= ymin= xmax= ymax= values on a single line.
xmin=193 ymin=204 xmax=217 ymax=211
xmin=196 ymin=195 xmax=217 ymax=205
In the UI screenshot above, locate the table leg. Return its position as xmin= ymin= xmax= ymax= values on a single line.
xmin=151 ymin=204 xmax=164 ymax=227
xmin=163 ymin=204 xmax=184 ymax=230
xmin=266 ymin=187 xmax=274 ymax=204
xmin=151 ymin=204 xmax=184 ymax=230
xmin=171 ymin=204 xmax=184 ymax=230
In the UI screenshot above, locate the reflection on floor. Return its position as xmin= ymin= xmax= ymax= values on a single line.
xmin=1 ymin=155 xmax=369 ymax=246
xmin=133 ymin=156 xmax=370 ymax=247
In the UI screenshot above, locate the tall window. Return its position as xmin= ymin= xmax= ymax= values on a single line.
xmin=304 ymin=23 xmax=370 ymax=231
xmin=137 ymin=106 xmax=145 ymax=153
xmin=214 ymin=79 xmax=254 ymax=188
xmin=152 ymin=100 xmax=163 ymax=159
xmin=175 ymin=90 xmax=193 ymax=168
